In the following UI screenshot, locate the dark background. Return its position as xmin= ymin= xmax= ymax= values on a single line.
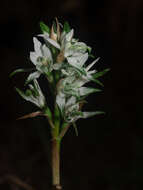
xmin=0 ymin=0 xmax=143 ymax=189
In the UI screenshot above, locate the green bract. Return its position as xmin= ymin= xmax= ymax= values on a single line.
xmin=11 ymin=19 xmax=109 ymax=129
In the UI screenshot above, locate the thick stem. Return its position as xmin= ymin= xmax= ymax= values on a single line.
xmin=52 ymin=139 xmax=62 ymax=190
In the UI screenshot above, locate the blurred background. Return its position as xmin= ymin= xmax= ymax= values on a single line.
xmin=0 ymin=0 xmax=143 ymax=189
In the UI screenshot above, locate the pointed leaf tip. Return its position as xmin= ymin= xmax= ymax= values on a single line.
xmin=93 ymin=68 xmax=110 ymax=79
xmin=92 ymin=78 xmax=104 ymax=87
xmin=82 ymin=111 xmax=105 ymax=119
xmin=17 ymin=111 xmax=43 ymax=120
xmin=63 ymin=21 xmax=70 ymax=33
xmin=40 ymin=21 xmax=50 ymax=34
xmin=9 ymin=68 xmax=34 ymax=78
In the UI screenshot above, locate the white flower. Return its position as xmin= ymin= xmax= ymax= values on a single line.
xmin=67 ymin=53 xmax=88 ymax=69
xmin=39 ymin=29 xmax=90 ymax=66
xmin=60 ymin=30 xmax=91 ymax=63
xmin=12 ymin=20 xmax=108 ymax=125
xmin=29 ymin=37 xmax=53 ymax=81
xmin=55 ymin=54 xmax=102 ymax=123
xmin=38 ymin=32 xmax=60 ymax=49
xmin=61 ymin=57 xmax=100 ymax=87
xmin=16 ymin=79 xmax=46 ymax=109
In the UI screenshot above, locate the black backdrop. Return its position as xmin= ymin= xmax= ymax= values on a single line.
xmin=0 ymin=0 xmax=143 ymax=189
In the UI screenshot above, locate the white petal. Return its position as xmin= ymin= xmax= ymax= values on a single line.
xmin=60 ymin=31 xmax=66 ymax=42
xmin=33 ymin=79 xmax=41 ymax=93
xmin=33 ymin=37 xmax=42 ymax=53
xmin=71 ymin=111 xmax=99 ymax=121
xmin=76 ymin=42 xmax=86 ymax=46
xmin=66 ymin=96 xmax=76 ymax=107
xmin=67 ymin=53 xmax=88 ymax=68
xmin=42 ymin=44 xmax=53 ymax=62
xmin=86 ymin=57 xmax=100 ymax=71
xmin=38 ymin=32 xmax=50 ymax=39
xmin=79 ymin=87 xmax=96 ymax=96
xmin=52 ymin=63 xmax=62 ymax=70
xmin=78 ymin=53 xmax=88 ymax=67
xmin=72 ymin=52 xmax=83 ymax=57
xmin=82 ymin=111 xmax=104 ymax=118
xmin=64 ymin=42 xmax=73 ymax=57
xmin=67 ymin=56 xmax=77 ymax=66
xmin=38 ymin=33 xmax=60 ymax=49
xmin=56 ymin=92 xmax=66 ymax=113
xmin=66 ymin=29 xmax=74 ymax=41
xmin=74 ymin=42 xmax=87 ymax=53
xmin=33 ymin=79 xmax=45 ymax=108
xmin=28 ymin=97 xmax=40 ymax=108
xmin=30 ymin=52 xmax=38 ymax=65
xmin=46 ymin=38 xmax=60 ymax=49
xmin=27 ymin=71 xmax=41 ymax=83
xmin=88 ymin=70 xmax=97 ymax=75
xmin=61 ymin=69 xmax=69 ymax=76
xmin=74 ymin=78 xmax=88 ymax=87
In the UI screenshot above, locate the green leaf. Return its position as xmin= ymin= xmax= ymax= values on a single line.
xmin=89 ymin=54 xmax=95 ymax=58
xmin=51 ymin=46 xmax=57 ymax=55
xmin=63 ymin=21 xmax=70 ymax=33
xmin=40 ymin=21 xmax=50 ymax=34
xmin=93 ymin=68 xmax=110 ymax=79
xmin=87 ymin=46 xmax=92 ymax=54
xmin=43 ymin=107 xmax=52 ymax=120
xmin=61 ymin=122 xmax=69 ymax=130
xmin=15 ymin=87 xmax=32 ymax=102
xmin=82 ymin=111 xmax=105 ymax=118
xmin=9 ymin=68 xmax=34 ymax=78
xmin=76 ymin=67 xmax=87 ymax=76
xmin=72 ymin=122 xmax=78 ymax=136
xmin=15 ymin=87 xmax=26 ymax=99
xmin=92 ymin=78 xmax=104 ymax=87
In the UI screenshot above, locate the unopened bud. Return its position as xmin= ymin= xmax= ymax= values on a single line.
xmin=50 ymin=25 xmax=57 ymax=41
xmin=56 ymin=51 xmax=65 ymax=63
xmin=55 ymin=17 xmax=61 ymax=41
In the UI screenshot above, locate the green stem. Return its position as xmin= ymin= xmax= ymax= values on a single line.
xmin=51 ymin=105 xmax=62 ymax=189
xmin=59 ymin=123 xmax=70 ymax=139
xmin=52 ymin=139 xmax=62 ymax=189
xmin=44 ymin=105 xmax=62 ymax=189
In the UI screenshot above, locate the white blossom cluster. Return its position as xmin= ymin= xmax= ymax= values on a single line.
xmin=11 ymin=20 xmax=109 ymax=124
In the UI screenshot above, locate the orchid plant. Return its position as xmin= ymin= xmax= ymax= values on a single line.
xmin=10 ymin=18 xmax=109 ymax=190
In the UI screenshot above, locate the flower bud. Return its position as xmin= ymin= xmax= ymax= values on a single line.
xmin=50 ymin=25 xmax=57 ymax=41
xmin=50 ymin=18 xmax=61 ymax=42
xmin=56 ymin=51 xmax=65 ymax=63
xmin=56 ymin=18 xmax=61 ymax=41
